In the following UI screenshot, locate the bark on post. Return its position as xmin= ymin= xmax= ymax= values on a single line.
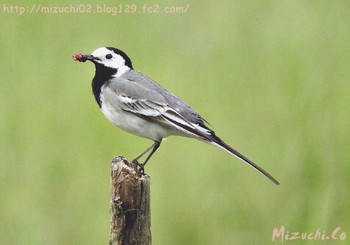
xmin=109 ymin=156 xmax=151 ymax=245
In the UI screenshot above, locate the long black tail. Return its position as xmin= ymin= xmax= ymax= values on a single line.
xmin=209 ymin=134 xmax=280 ymax=185
xmin=161 ymin=111 xmax=279 ymax=184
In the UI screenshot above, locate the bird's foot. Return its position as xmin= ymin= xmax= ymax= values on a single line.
xmin=131 ymin=159 xmax=145 ymax=174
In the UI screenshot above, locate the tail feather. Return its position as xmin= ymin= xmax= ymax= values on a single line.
xmin=160 ymin=110 xmax=279 ymax=185
xmin=210 ymin=134 xmax=280 ymax=185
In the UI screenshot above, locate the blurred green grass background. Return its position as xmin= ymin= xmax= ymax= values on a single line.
xmin=1 ymin=0 xmax=350 ymax=244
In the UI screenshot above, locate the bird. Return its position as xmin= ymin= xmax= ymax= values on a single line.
xmin=73 ymin=47 xmax=279 ymax=185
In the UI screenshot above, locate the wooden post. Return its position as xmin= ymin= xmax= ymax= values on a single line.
xmin=109 ymin=156 xmax=151 ymax=245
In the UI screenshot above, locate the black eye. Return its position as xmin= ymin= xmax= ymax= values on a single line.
xmin=105 ymin=54 xmax=113 ymax=59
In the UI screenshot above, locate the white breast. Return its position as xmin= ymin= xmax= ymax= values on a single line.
xmin=100 ymin=85 xmax=172 ymax=140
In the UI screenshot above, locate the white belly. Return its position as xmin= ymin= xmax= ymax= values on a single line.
xmin=100 ymin=88 xmax=171 ymax=140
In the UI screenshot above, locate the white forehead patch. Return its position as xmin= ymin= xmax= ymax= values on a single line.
xmin=91 ymin=47 xmax=111 ymax=57
xmin=91 ymin=47 xmax=130 ymax=76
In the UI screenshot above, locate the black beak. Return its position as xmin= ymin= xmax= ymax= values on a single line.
xmin=82 ymin=54 xmax=95 ymax=61
xmin=73 ymin=53 xmax=98 ymax=63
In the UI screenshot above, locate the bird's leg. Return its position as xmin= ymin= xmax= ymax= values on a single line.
xmin=132 ymin=141 xmax=158 ymax=163
xmin=132 ymin=140 xmax=161 ymax=171
xmin=141 ymin=140 xmax=161 ymax=167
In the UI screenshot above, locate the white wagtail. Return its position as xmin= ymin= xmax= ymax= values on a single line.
xmin=73 ymin=47 xmax=279 ymax=185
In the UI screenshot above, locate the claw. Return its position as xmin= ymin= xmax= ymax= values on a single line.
xmin=131 ymin=159 xmax=144 ymax=174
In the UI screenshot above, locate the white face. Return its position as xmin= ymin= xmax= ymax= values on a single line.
xmin=91 ymin=47 xmax=129 ymax=71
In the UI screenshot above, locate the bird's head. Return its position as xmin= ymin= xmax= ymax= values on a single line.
xmin=73 ymin=47 xmax=133 ymax=76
